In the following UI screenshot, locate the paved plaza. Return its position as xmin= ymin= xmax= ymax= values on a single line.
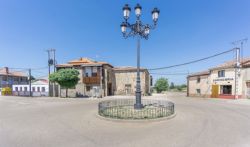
xmin=1 ymin=93 xmax=250 ymax=147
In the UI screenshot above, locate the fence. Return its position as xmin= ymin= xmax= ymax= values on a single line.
xmin=98 ymin=99 xmax=175 ymax=120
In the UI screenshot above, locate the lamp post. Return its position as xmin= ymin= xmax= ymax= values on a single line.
xmin=120 ymin=4 xmax=160 ymax=109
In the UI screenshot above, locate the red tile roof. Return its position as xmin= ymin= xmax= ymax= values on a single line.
xmin=210 ymin=57 xmax=250 ymax=70
xmin=56 ymin=57 xmax=113 ymax=67
xmin=0 ymin=67 xmax=27 ymax=77
xmin=188 ymin=57 xmax=250 ymax=77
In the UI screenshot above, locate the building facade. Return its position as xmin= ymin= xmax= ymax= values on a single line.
xmin=12 ymin=79 xmax=49 ymax=96
xmin=56 ymin=58 xmax=151 ymax=97
xmin=0 ymin=67 xmax=28 ymax=94
xmin=56 ymin=58 xmax=114 ymax=97
xmin=187 ymin=58 xmax=250 ymax=99
xmin=113 ymin=67 xmax=151 ymax=95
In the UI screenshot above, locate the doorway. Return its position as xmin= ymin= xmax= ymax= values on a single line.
xmin=125 ymin=84 xmax=132 ymax=95
xmin=246 ymin=82 xmax=250 ymax=98
xmin=108 ymin=83 xmax=112 ymax=96
xmin=211 ymin=85 xmax=219 ymax=98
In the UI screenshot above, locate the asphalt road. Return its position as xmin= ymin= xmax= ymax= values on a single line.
xmin=0 ymin=93 xmax=250 ymax=147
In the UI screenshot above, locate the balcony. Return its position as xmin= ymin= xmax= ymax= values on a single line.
xmin=82 ymin=76 xmax=101 ymax=84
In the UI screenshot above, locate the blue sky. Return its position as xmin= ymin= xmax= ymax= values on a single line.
xmin=0 ymin=0 xmax=250 ymax=84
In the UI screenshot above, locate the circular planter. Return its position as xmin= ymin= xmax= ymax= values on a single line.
xmin=98 ymin=99 xmax=175 ymax=120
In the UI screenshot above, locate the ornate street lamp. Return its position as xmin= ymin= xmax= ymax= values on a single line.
xmin=120 ymin=4 xmax=160 ymax=109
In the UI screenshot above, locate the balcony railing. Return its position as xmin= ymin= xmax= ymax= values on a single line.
xmin=82 ymin=76 xmax=101 ymax=84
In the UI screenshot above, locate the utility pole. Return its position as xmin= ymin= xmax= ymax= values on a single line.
xmin=52 ymin=49 xmax=56 ymax=97
xmin=29 ymin=68 xmax=32 ymax=97
xmin=187 ymin=70 xmax=190 ymax=97
xmin=232 ymin=38 xmax=247 ymax=99
xmin=232 ymin=38 xmax=248 ymax=62
xmin=47 ymin=50 xmax=51 ymax=96
xmin=46 ymin=48 xmax=56 ymax=97
xmin=50 ymin=48 xmax=56 ymax=72
xmin=235 ymin=48 xmax=240 ymax=99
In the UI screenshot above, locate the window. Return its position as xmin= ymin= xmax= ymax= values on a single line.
xmin=2 ymin=76 xmax=7 ymax=81
xmin=92 ymin=73 xmax=97 ymax=77
xmin=247 ymin=82 xmax=250 ymax=98
xmin=197 ymin=77 xmax=200 ymax=83
xmin=92 ymin=67 xmax=98 ymax=77
xmin=32 ymin=87 xmax=35 ymax=92
xmin=24 ymin=87 xmax=27 ymax=92
xmin=125 ymin=84 xmax=132 ymax=94
xmin=15 ymin=87 xmax=18 ymax=91
xmin=196 ymin=89 xmax=201 ymax=94
xmin=246 ymin=82 xmax=250 ymax=88
xmin=220 ymin=85 xmax=232 ymax=94
xmin=86 ymin=86 xmax=91 ymax=91
xmin=85 ymin=67 xmax=92 ymax=77
xmin=218 ymin=70 xmax=225 ymax=77
xmin=13 ymin=77 xmax=19 ymax=82
xmin=20 ymin=87 xmax=22 ymax=91
xmin=37 ymin=87 xmax=40 ymax=92
xmin=150 ymin=76 xmax=153 ymax=86
xmin=20 ymin=77 xmax=25 ymax=82
xmin=42 ymin=87 xmax=45 ymax=92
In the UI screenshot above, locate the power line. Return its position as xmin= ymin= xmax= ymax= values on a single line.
xmin=34 ymin=75 xmax=49 ymax=79
xmin=31 ymin=66 xmax=48 ymax=70
xmin=150 ymin=72 xmax=189 ymax=75
xmin=7 ymin=67 xmax=29 ymax=70
xmin=148 ymin=48 xmax=236 ymax=71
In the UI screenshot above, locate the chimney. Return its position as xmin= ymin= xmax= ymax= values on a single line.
xmin=4 ymin=67 xmax=9 ymax=74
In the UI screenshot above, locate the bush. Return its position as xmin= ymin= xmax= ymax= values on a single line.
xmin=2 ymin=87 xmax=12 ymax=95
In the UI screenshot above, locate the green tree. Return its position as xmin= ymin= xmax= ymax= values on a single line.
xmin=154 ymin=78 xmax=169 ymax=93
xmin=49 ymin=68 xmax=79 ymax=97
xmin=180 ymin=84 xmax=187 ymax=88
xmin=176 ymin=86 xmax=182 ymax=91
xmin=175 ymin=84 xmax=187 ymax=91
xmin=170 ymin=82 xmax=175 ymax=89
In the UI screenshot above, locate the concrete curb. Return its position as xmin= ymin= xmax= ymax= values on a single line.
xmin=96 ymin=112 xmax=177 ymax=123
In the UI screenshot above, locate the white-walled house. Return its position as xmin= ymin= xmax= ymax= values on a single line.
xmin=187 ymin=57 xmax=250 ymax=99
xmin=12 ymin=79 xmax=49 ymax=96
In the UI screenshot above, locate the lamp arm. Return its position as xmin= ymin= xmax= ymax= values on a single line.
xmin=148 ymin=22 xmax=157 ymax=30
xmin=123 ymin=28 xmax=136 ymax=39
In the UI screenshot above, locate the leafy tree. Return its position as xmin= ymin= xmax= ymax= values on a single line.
xmin=176 ymin=86 xmax=182 ymax=91
xmin=175 ymin=84 xmax=187 ymax=91
xmin=49 ymin=68 xmax=79 ymax=97
xmin=154 ymin=78 xmax=169 ymax=93
xmin=170 ymin=82 xmax=175 ymax=89
xmin=180 ymin=84 xmax=187 ymax=88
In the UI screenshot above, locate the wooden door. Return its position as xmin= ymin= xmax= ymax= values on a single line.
xmin=211 ymin=85 xmax=219 ymax=98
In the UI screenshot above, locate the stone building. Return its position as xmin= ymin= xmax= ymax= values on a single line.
xmin=56 ymin=58 xmax=114 ymax=97
xmin=56 ymin=58 xmax=151 ymax=97
xmin=187 ymin=57 xmax=250 ymax=99
xmin=113 ymin=67 xmax=151 ymax=95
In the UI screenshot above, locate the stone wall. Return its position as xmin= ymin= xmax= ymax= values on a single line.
xmin=188 ymin=75 xmax=210 ymax=97
xmin=114 ymin=71 xmax=150 ymax=95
